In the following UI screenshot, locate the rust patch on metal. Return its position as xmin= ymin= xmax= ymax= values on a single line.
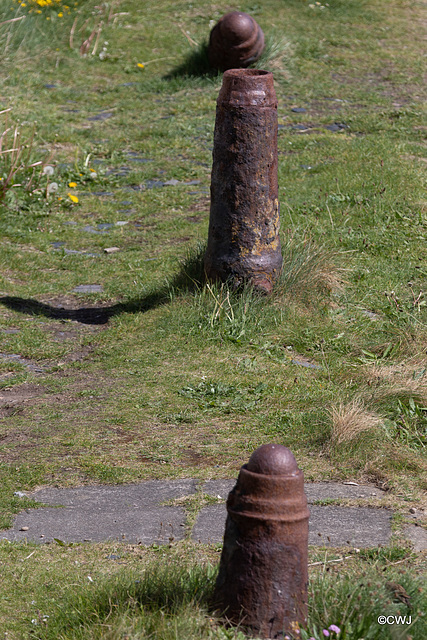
xmin=204 ymin=70 xmax=282 ymax=294
xmin=213 ymin=444 xmax=309 ymax=638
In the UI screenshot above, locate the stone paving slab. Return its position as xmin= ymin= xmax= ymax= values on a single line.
xmin=192 ymin=504 xmax=392 ymax=548
xmin=0 ymin=479 xmax=405 ymax=549
xmin=2 ymin=480 xmax=197 ymax=544
xmin=3 ymin=506 xmax=185 ymax=545
xmin=202 ymin=480 xmax=387 ymax=502
xmin=29 ymin=479 xmax=198 ymax=508
xmin=402 ymin=524 xmax=427 ymax=553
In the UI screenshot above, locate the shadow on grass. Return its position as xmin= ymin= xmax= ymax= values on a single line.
xmin=0 ymin=244 xmax=207 ymax=326
xmin=165 ymin=41 xmax=220 ymax=79
xmin=0 ymin=238 xmax=344 ymax=325
xmin=42 ymin=561 xmax=218 ymax=638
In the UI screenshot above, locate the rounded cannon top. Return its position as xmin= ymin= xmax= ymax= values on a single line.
xmin=246 ymin=444 xmax=299 ymax=476
xmin=208 ymin=11 xmax=265 ymax=71
xmin=219 ymin=11 xmax=256 ymax=45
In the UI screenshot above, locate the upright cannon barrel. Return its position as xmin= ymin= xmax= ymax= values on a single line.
xmin=204 ymin=69 xmax=283 ymax=294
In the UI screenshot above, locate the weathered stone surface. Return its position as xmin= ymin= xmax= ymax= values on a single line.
xmin=192 ymin=503 xmax=392 ymax=548
xmin=1 ymin=480 xmax=197 ymax=544
xmin=0 ymin=480 xmax=408 ymax=549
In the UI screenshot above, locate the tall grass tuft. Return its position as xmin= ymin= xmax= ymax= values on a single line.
xmin=329 ymin=399 xmax=383 ymax=447
xmin=277 ymin=235 xmax=345 ymax=303
xmin=192 ymin=281 xmax=265 ymax=344
xmin=254 ymin=33 xmax=293 ymax=77
xmin=0 ymin=108 xmax=47 ymax=204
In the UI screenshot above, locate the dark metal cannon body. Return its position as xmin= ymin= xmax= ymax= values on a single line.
xmin=213 ymin=444 xmax=309 ymax=638
xmin=204 ymin=69 xmax=283 ymax=294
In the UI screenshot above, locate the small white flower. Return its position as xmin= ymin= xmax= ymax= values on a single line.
xmin=43 ymin=165 xmax=54 ymax=176
xmin=88 ymin=575 xmax=93 ymax=582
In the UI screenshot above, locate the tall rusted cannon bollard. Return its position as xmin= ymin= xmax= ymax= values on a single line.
xmin=204 ymin=69 xmax=283 ymax=294
xmin=213 ymin=444 xmax=309 ymax=639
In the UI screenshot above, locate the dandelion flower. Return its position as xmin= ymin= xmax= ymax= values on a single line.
xmin=68 ymin=182 xmax=77 ymax=188
xmin=68 ymin=193 xmax=79 ymax=203
xmin=137 ymin=63 xmax=145 ymax=69
xmin=43 ymin=165 xmax=54 ymax=176
xmin=47 ymin=182 xmax=58 ymax=193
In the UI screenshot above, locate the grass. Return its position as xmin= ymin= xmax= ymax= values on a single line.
xmin=0 ymin=0 xmax=426 ymax=635
xmin=0 ymin=540 xmax=425 ymax=639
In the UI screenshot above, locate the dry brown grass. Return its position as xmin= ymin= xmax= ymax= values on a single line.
xmin=362 ymin=360 xmax=427 ymax=404
xmin=329 ymin=399 xmax=383 ymax=447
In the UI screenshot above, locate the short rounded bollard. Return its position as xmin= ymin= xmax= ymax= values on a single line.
xmin=204 ymin=69 xmax=283 ymax=293
xmin=208 ymin=11 xmax=265 ymax=72
xmin=213 ymin=444 xmax=309 ymax=639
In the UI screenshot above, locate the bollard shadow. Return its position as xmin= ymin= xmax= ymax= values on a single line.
xmin=39 ymin=560 xmax=217 ymax=636
xmin=0 ymin=244 xmax=207 ymax=326
xmin=165 ymin=41 xmax=220 ymax=79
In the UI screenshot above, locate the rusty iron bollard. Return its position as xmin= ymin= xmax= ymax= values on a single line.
xmin=213 ymin=444 xmax=309 ymax=639
xmin=208 ymin=11 xmax=265 ymax=72
xmin=204 ymin=69 xmax=283 ymax=294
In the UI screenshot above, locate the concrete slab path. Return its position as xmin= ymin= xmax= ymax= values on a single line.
xmin=0 ymin=479 xmax=422 ymax=550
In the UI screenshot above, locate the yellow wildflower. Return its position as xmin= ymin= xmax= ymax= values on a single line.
xmin=68 ymin=193 xmax=79 ymax=203
xmin=137 ymin=63 xmax=145 ymax=69
xmin=68 ymin=182 xmax=77 ymax=188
